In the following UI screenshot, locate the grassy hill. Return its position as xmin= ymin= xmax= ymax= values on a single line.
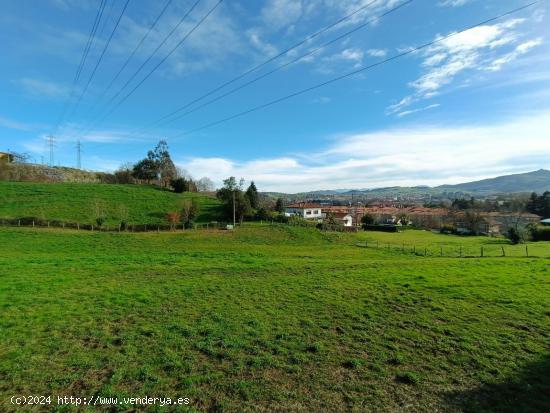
xmin=437 ymin=169 xmax=550 ymax=195
xmin=0 ymin=182 xmax=222 ymax=225
xmin=0 ymin=225 xmax=548 ymax=412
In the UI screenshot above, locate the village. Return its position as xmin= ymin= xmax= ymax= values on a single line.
xmin=283 ymin=201 xmax=545 ymax=237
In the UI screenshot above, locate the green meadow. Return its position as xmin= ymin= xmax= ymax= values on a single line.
xmin=0 ymin=182 xmax=222 ymax=225
xmin=1 ymin=225 xmax=549 ymax=412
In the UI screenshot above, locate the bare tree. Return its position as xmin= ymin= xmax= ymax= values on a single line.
xmin=196 ymin=176 xmax=215 ymax=192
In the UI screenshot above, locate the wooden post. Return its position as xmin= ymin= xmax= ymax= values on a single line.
xmin=118 ymin=223 xmax=121 ymax=232
xmin=402 ymin=242 xmax=405 ymax=252
xmin=501 ymin=246 xmax=505 ymax=257
xmin=459 ymin=246 xmax=462 ymax=258
xmin=526 ymin=245 xmax=529 ymax=257
xmin=91 ymin=224 xmax=94 ymax=231
xmin=157 ymin=225 xmax=160 ymax=232
xmin=481 ymin=246 xmax=484 ymax=257
xmin=32 ymin=220 xmax=35 ymax=227
xmin=77 ymin=223 xmax=80 ymax=230
xmin=18 ymin=219 xmax=20 ymax=226
xmin=365 ymin=240 xmax=368 ymax=248
xmin=47 ymin=221 xmax=50 ymax=228
xmin=440 ymin=246 xmax=443 ymax=257
xmin=145 ymin=224 xmax=147 ymax=232
xmin=424 ymin=247 xmax=427 ymax=257
xmin=413 ymin=245 xmax=416 ymax=254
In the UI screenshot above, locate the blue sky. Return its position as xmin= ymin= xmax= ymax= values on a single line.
xmin=1 ymin=0 xmax=549 ymax=192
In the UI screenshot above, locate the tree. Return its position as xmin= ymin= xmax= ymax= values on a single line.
xmin=507 ymin=227 xmax=523 ymax=244
xmin=245 ymin=181 xmax=259 ymax=209
xmin=152 ymin=140 xmax=176 ymax=187
xmin=463 ymin=209 xmax=486 ymax=235
xmin=180 ymin=199 xmax=201 ymax=228
xmin=132 ymin=158 xmax=157 ymax=183
xmin=92 ymin=199 xmax=107 ymax=227
xmin=166 ymin=211 xmax=181 ymax=230
xmin=397 ymin=213 xmax=411 ymax=226
xmin=170 ymin=178 xmax=188 ymax=193
xmin=114 ymin=163 xmax=135 ymax=184
xmin=275 ymin=197 xmax=284 ymax=213
xmin=216 ymin=177 xmax=251 ymax=223
xmin=361 ymin=213 xmax=376 ymax=227
xmin=196 ymin=177 xmax=215 ymax=192
xmin=117 ymin=204 xmax=129 ymax=230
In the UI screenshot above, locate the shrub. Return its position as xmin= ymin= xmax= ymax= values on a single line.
xmin=530 ymin=225 xmax=550 ymax=241
xmin=166 ymin=211 xmax=181 ymax=230
xmin=361 ymin=213 xmax=376 ymax=226
xmin=507 ymin=228 xmax=523 ymax=244
xmin=440 ymin=224 xmax=457 ymax=234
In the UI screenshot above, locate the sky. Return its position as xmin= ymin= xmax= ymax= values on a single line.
xmin=0 ymin=0 xmax=549 ymax=192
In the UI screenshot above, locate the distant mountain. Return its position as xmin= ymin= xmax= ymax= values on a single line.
xmin=437 ymin=169 xmax=550 ymax=195
xmin=266 ymin=169 xmax=550 ymax=197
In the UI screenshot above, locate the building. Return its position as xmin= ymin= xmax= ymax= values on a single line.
xmin=540 ymin=218 xmax=550 ymax=226
xmin=333 ymin=212 xmax=353 ymax=227
xmin=0 ymin=152 xmax=14 ymax=164
xmin=285 ymin=203 xmax=323 ymax=220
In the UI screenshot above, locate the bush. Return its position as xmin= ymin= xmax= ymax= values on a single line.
xmin=507 ymin=228 xmax=523 ymax=244
xmin=530 ymin=225 xmax=550 ymax=241
xmin=440 ymin=224 xmax=457 ymax=234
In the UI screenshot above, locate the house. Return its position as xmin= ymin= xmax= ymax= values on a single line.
xmin=333 ymin=212 xmax=353 ymax=227
xmin=285 ymin=203 xmax=323 ymax=220
xmin=0 ymin=152 xmax=14 ymax=164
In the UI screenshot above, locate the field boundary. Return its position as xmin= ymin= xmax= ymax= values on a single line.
xmin=356 ymin=240 xmax=549 ymax=259
xmin=0 ymin=217 xmax=232 ymax=233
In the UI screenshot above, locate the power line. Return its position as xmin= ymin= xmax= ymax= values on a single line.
xmin=69 ymin=0 xmax=132 ymax=118
xmin=160 ymin=0 xmax=412 ymax=128
xmin=93 ymin=0 xmax=175 ymax=111
xmin=93 ymin=0 xmax=204 ymax=120
xmin=170 ymin=1 xmax=538 ymax=139
xmin=83 ymin=0 xmax=223 ymax=135
xmin=137 ymin=0 xmax=383 ymax=132
xmin=53 ymin=0 xmax=107 ymax=133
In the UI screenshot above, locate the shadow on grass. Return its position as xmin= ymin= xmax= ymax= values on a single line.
xmin=445 ymin=356 xmax=550 ymax=413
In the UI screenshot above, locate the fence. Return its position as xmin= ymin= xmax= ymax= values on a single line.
xmin=0 ymin=217 xmax=232 ymax=233
xmin=358 ymin=240 xmax=549 ymax=259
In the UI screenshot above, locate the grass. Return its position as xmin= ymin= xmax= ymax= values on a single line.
xmin=356 ymin=228 xmax=550 ymax=258
xmin=1 ymin=224 xmax=549 ymax=412
xmin=0 ymin=181 xmax=222 ymax=225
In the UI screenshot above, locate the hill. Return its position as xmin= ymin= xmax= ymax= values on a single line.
xmin=0 ymin=182 xmax=222 ymax=225
xmin=268 ymin=169 xmax=550 ymax=198
xmin=437 ymin=169 xmax=550 ymax=195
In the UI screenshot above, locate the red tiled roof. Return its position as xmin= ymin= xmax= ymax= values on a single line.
xmin=287 ymin=203 xmax=323 ymax=209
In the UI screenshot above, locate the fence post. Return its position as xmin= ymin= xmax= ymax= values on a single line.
xmin=481 ymin=246 xmax=484 ymax=257
xmin=157 ymin=225 xmax=160 ymax=232
xmin=526 ymin=245 xmax=529 ymax=257
xmin=32 ymin=220 xmax=35 ymax=227
xmin=501 ymin=246 xmax=505 ymax=257
xmin=459 ymin=246 xmax=462 ymax=258
xmin=413 ymin=245 xmax=416 ymax=255
xmin=145 ymin=224 xmax=147 ymax=232
xmin=118 ymin=223 xmax=121 ymax=233
xmin=424 ymin=247 xmax=427 ymax=257
xmin=402 ymin=242 xmax=405 ymax=252
xmin=18 ymin=220 xmax=20 ymax=227
xmin=77 ymin=223 xmax=80 ymax=230
xmin=365 ymin=240 xmax=368 ymax=248
xmin=377 ymin=241 xmax=379 ymax=249
xmin=91 ymin=224 xmax=94 ymax=231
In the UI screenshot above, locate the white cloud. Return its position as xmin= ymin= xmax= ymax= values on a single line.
xmin=396 ymin=103 xmax=440 ymax=117
xmin=366 ymin=48 xmax=387 ymax=57
xmin=0 ymin=115 xmax=43 ymax=131
xmin=16 ymin=78 xmax=71 ymax=100
xmin=388 ymin=18 xmax=543 ymax=114
xmin=174 ymin=110 xmax=550 ymax=192
xmin=438 ymin=0 xmax=471 ymax=7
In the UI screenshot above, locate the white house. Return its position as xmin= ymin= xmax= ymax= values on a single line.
xmin=333 ymin=212 xmax=353 ymax=227
xmin=285 ymin=203 xmax=324 ymax=220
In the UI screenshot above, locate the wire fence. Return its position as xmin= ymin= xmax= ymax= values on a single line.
xmin=0 ymin=217 xmax=233 ymax=233
xmin=357 ymin=240 xmax=550 ymax=259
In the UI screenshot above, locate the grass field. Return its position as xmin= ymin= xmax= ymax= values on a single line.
xmin=1 ymin=225 xmax=548 ymax=412
xmin=0 ymin=182 xmax=222 ymax=225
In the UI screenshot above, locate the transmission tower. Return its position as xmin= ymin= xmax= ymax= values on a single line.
xmin=47 ymin=135 xmax=56 ymax=166
xmin=76 ymin=140 xmax=82 ymax=169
